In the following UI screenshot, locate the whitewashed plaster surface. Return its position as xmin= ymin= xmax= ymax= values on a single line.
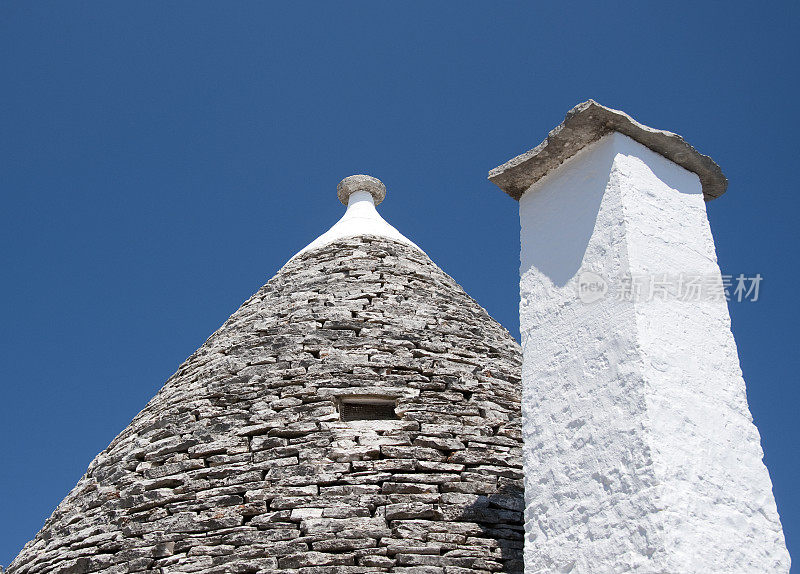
xmin=518 ymin=132 xmax=789 ymax=572
xmin=292 ymin=190 xmax=421 ymax=260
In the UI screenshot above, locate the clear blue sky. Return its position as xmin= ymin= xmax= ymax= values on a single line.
xmin=1 ymin=1 xmax=797 ymax=567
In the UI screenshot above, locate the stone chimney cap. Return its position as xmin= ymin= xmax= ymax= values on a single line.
xmin=488 ymin=100 xmax=728 ymax=201
xmin=337 ymin=174 xmax=386 ymax=206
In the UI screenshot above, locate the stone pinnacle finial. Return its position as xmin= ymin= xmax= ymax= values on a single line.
xmin=337 ymin=174 xmax=386 ymax=206
xmin=292 ymin=173 xmax=420 ymax=259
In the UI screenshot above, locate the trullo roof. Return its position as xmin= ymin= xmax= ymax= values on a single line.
xmin=8 ymin=176 xmax=524 ymax=574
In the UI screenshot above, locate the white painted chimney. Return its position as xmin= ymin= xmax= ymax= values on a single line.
xmin=489 ymin=101 xmax=789 ymax=573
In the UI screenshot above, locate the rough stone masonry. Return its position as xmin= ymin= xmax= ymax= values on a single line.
xmin=8 ymin=235 xmax=524 ymax=574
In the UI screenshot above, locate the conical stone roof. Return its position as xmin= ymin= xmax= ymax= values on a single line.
xmin=9 ymin=179 xmax=524 ymax=574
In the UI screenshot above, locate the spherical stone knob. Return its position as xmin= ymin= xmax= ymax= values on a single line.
xmin=337 ymin=174 xmax=386 ymax=206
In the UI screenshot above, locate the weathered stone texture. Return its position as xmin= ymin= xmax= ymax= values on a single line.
xmin=9 ymin=236 xmax=523 ymax=574
xmin=488 ymin=99 xmax=728 ymax=201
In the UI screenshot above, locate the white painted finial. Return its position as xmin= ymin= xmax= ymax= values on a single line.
xmin=289 ymin=174 xmax=422 ymax=261
xmin=337 ymin=174 xmax=386 ymax=206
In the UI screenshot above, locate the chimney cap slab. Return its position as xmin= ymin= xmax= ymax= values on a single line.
xmin=488 ymin=100 xmax=727 ymax=201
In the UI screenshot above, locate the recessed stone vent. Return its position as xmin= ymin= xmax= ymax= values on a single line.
xmin=338 ymin=396 xmax=397 ymax=421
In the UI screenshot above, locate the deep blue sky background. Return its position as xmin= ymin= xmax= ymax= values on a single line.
xmin=1 ymin=1 xmax=798 ymax=567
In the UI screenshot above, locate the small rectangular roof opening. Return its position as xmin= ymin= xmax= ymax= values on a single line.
xmin=339 ymin=396 xmax=397 ymax=422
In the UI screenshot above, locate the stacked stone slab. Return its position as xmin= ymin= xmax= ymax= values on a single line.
xmin=9 ymin=236 xmax=523 ymax=574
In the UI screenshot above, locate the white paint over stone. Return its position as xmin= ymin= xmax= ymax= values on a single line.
xmin=518 ymin=132 xmax=789 ymax=573
xmin=293 ymin=190 xmax=422 ymax=260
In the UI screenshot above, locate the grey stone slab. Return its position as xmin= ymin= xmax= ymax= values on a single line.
xmin=489 ymin=99 xmax=727 ymax=201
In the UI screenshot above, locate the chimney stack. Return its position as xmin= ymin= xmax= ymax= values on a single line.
xmin=490 ymin=101 xmax=789 ymax=573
